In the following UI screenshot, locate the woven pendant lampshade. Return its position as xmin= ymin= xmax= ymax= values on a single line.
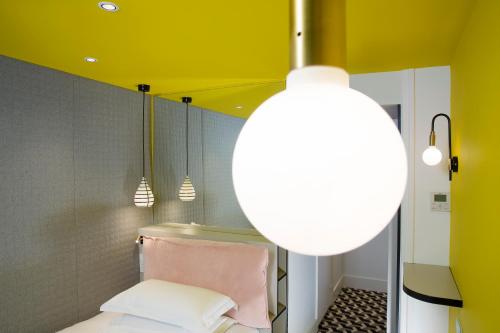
xmin=134 ymin=84 xmax=154 ymax=207
xmin=178 ymin=97 xmax=196 ymax=202
xmin=135 ymin=176 xmax=155 ymax=207
xmin=179 ymin=175 xmax=196 ymax=201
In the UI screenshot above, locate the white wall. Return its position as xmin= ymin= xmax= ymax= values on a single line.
xmin=351 ymin=67 xmax=451 ymax=333
xmin=287 ymin=67 xmax=451 ymax=333
xmin=413 ymin=67 xmax=451 ymax=265
xmin=343 ymin=224 xmax=390 ymax=292
xmin=288 ymin=253 xmax=318 ymax=333
xmin=317 ymin=256 xmax=334 ymax=321
xmin=317 ymin=255 xmax=345 ymax=327
xmin=340 ymin=106 xmax=400 ymax=294
xmin=289 ymin=254 xmax=342 ymax=333
xmin=408 ymin=67 xmax=451 ymax=333
xmin=332 ymin=255 xmax=343 ymax=295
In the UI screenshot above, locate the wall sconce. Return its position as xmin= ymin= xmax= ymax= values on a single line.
xmin=422 ymin=113 xmax=458 ymax=180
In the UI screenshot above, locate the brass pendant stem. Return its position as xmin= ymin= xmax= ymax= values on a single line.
xmin=429 ymin=130 xmax=436 ymax=146
xmin=290 ymin=0 xmax=347 ymax=70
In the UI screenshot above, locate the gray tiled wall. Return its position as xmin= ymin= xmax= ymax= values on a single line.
xmin=153 ymin=98 xmax=251 ymax=228
xmin=201 ymin=111 xmax=250 ymax=227
xmin=0 ymin=56 xmax=152 ymax=332
xmin=0 ymin=54 xmax=251 ymax=332
xmin=153 ymin=98 xmax=205 ymax=224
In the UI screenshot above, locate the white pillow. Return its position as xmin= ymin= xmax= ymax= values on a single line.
xmin=104 ymin=314 xmax=236 ymax=333
xmin=100 ymin=279 xmax=237 ymax=333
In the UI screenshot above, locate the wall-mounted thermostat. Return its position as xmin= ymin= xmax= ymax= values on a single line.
xmin=431 ymin=192 xmax=450 ymax=212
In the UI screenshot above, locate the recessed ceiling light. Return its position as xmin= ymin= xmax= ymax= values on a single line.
xmin=235 ymin=105 xmax=243 ymax=109
xmin=98 ymin=2 xmax=119 ymax=12
xmin=84 ymin=57 xmax=98 ymax=63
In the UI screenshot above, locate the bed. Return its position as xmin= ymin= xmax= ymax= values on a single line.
xmin=59 ymin=312 xmax=258 ymax=333
xmin=58 ymin=223 xmax=280 ymax=333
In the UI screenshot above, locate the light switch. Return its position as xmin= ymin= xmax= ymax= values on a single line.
xmin=431 ymin=192 xmax=450 ymax=212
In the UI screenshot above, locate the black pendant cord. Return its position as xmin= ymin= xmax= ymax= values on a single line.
xmin=185 ymin=101 xmax=189 ymax=176
xmin=138 ymin=84 xmax=150 ymax=179
xmin=430 ymin=113 xmax=458 ymax=180
xmin=181 ymin=97 xmax=192 ymax=177
xmin=142 ymin=90 xmax=145 ymax=178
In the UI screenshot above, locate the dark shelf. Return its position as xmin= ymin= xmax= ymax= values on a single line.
xmin=403 ymin=263 xmax=463 ymax=308
xmin=278 ymin=268 xmax=287 ymax=281
xmin=269 ymin=303 xmax=287 ymax=322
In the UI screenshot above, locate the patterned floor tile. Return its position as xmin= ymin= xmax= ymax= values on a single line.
xmin=318 ymin=287 xmax=387 ymax=333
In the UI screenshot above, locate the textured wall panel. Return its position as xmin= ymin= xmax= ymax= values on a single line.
xmin=74 ymin=78 xmax=151 ymax=321
xmin=201 ymin=111 xmax=250 ymax=228
xmin=0 ymin=56 xmax=152 ymax=332
xmin=153 ymin=98 xmax=204 ymax=224
xmin=153 ymin=98 xmax=250 ymax=228
xmin=0 ymin=56 xmax=78 ymax=332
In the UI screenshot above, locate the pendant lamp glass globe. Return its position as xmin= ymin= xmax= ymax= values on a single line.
xmin=232 ymin=66 xmax=408 ymax=256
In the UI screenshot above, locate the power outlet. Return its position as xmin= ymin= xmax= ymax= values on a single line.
xmin=455 ymin=318 xmax=462 ymax=333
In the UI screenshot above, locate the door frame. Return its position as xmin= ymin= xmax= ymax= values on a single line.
xmin=350 ymin=69 xmax=416 ymax=333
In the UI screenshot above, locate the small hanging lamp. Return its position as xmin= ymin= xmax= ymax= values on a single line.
xmin=134 ymin=84 xmax=155 ymax=207
xmin=179 ymin=97 xmax=196 ymax=201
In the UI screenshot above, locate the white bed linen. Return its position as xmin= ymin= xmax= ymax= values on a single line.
xmin=57 ymin=312 xmax=258 ymax=333
xmin=100 ymin=279 xmax=237 ymax=333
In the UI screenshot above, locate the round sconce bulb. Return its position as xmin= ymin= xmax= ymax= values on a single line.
xmin=233 ymin=66 xmax=408 ymax=256
xmin=422 ymin=146 xmax=443 ymax=166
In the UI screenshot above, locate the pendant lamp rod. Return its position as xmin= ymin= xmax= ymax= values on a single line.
xmin=134 ymin=84 xmax=154 ymax=208
xmin=142 ymin=88 xmax=145 ymax=176
xmin=290 ymin=0 xmax=346 ymax=70
xmin=182 ymin=96 xmax=192 ymax=176
xmin=138 ymin=84 xmax=150 ymax=177
xmin=179 ymin=96 xmax=195 ymax=202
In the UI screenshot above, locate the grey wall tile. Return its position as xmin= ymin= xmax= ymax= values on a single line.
xmin=153 ymin=98 xmax=204 ymax=224
xmin=0 ymin=56 xmax=152 ymax=332
xmin=74 ymin=78 xmax=152 ymax=321
xmin=201 ymin=110 xmax=251 ymax=228
xmin=0 ymin=56 xmax=78 ymax=332
xmin=0 ymin=53 xmax=249 ymax=332
xmin=152 ymin=98 xmax=251 ymax=229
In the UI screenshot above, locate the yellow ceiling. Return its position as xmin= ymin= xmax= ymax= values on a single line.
xmin=0 ymin=0 xmax=475 ymax=118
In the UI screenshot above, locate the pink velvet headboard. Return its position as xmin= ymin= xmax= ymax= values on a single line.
xmin=142 ymin=236 xmax=271 ymax=328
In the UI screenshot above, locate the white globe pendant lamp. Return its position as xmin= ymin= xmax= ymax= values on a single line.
xmin=179 ymin=97 xmax=196 ymax=202
xmin=134 ymin=84 xmax=155 ymax=207
xmin=232 ymin=0 xmax=408 ymax=256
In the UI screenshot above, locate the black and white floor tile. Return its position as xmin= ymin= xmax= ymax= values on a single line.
xmin=318 ymin=287 xmax=387 ymax=333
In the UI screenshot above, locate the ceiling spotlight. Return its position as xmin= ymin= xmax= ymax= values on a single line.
xmin=98 ymin=2 xmax=119 ymax=12
xmin=84 ymin=57 xmax=98 ymax=63
xmin=235 ymin=106 xmax=243 ymax=109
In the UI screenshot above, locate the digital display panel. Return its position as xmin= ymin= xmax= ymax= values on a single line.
xmin=434 ymin=194 xmax=447 ymax=202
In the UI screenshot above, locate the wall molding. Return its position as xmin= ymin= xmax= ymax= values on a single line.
xmin=343 ymin=274 xmax=387 ymax=293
